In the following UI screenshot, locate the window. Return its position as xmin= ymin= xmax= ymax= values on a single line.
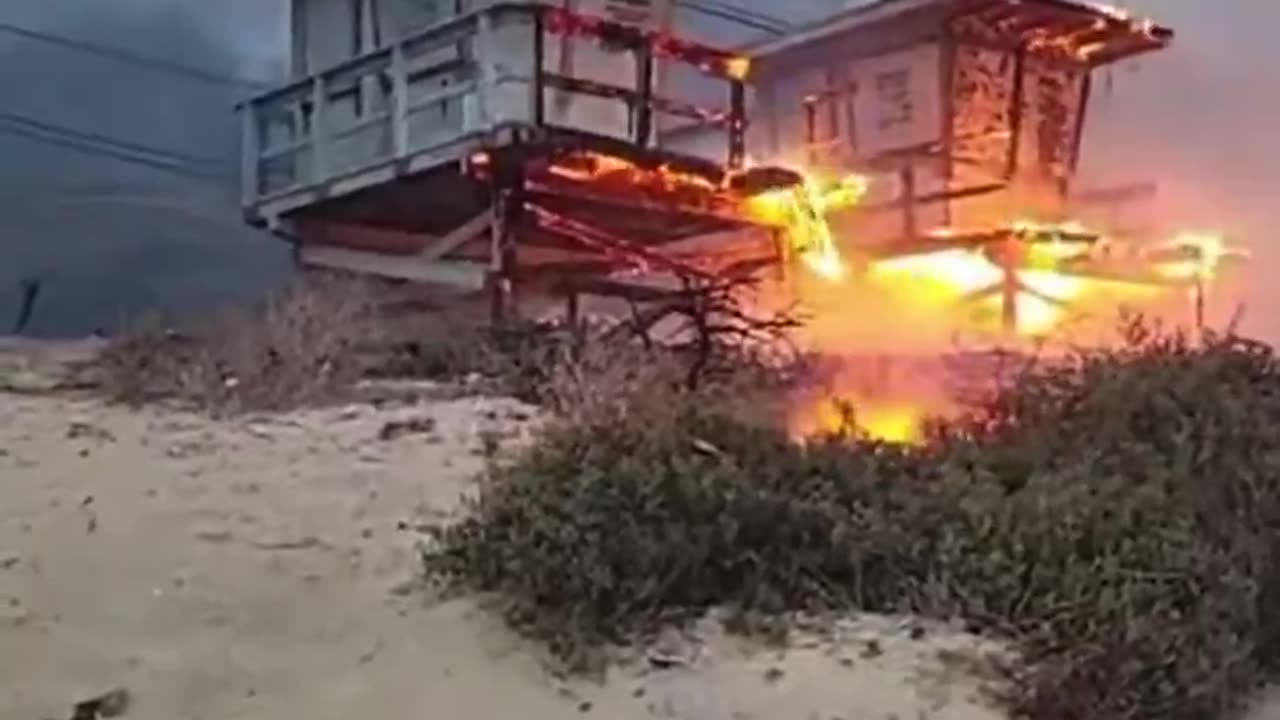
xmin=875 ymin=68 xmax=913 ymax=130
xmin=804 ymin=95 xmax=841 ymax=145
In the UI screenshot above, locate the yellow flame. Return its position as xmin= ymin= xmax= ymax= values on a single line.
xmin=868 ymin=246 xmax=1088 ymax=336
xmin=725 ymin=56 xmax=751 ymax=81
xmin=749 ymin=168 xmax=1242 ymax=340
xmin=856 ymin=404 xmax=925 ymax=444
xmin=1150 ymin=231 xmax=1236 ymax=282
xmin=745 ymin=172 xmax=868 ymax=281
xmin=806 ymin=397 xmax=928 ymax=444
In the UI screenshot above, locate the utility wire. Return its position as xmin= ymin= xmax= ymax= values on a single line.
xmin=683 ymin=0 xmax=790 ymax=29
xmin=0 ymin=118 xmax=228 ymax=183
xmin=677 ymin=0 xmax=790 ymax=35
xmin=0 ymin=20 xmax=269 ymax=89
xmin=0 ymin=112 xmax=226 ymax=168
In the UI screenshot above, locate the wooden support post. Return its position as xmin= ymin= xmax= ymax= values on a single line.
xmin=566 ymin=290 xmax=586 ymax=359
xmin=489 ymin=157 xmax=525 ymax=328
xmin=732 ymin=79 xmax=747 ymax=169
xmin=565 ymin=291 xmax=580 ymax=328
xmin=939 ymin=32 xmax=957 ymax=185
xmin=900 ymin=164 xmax=918 ymax=240
xmin=773 ymin=228 xmax=790 ymax=284
xmin=999 ymin=235 xmax=1019 ymax=337
xmin=1194 ymin=276 xmax=1206 ymax=333
xmin=803 ymin=98 xmax=817 ymax=167
xmin=635 ymin=43 xmax=655 ymax=148
xmin=1004 ymin=46 xmax=1027 ymax=181
xmin=1065 ymin=71 xmax=1092 ymax=197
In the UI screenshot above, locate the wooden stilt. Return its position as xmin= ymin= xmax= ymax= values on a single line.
xmin=488 ymin=156 xmax=525 ymax=329
xmin=999 ymin=236 xmax=1019 ymax=337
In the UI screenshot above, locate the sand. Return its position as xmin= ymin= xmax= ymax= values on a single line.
xmin=0 ymin=338 xmax=1010 ymax=720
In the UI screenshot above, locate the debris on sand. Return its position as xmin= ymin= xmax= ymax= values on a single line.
xmin=62 ymin=687 xmax=130 ymax=720
xmin=378 ymin=416 xmax=438 ymax=441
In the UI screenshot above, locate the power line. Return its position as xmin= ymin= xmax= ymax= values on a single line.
xmin=685 ymin=0 xmax=790 ymax=28
xmin=677 ymin=0 xmax=790 ymax=35
xmin=0 ymin=118 xmax=228 ymax=183
xmin=0 ymin=20 xmax=269 ymax=89
xmin=0 ymin=112 xmax=225 ymax=167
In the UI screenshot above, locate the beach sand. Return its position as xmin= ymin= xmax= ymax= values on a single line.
xmin=0 ymin=337 xmax=1012 ymax=720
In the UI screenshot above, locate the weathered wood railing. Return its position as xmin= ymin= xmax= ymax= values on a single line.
xmin=239 ymin=2 xmax=749 ymax=222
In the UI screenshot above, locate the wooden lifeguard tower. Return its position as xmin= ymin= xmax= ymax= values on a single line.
xmin=667 ymin=0 xmax=1190 ymax=334
xmin=239 ymin=0 xmax=797 ymax=326
xmin=240 ymin=0 xmax=1236 ymax=335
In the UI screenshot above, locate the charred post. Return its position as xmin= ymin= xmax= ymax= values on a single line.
xmin=1005 ymin=45 xmax=1027 ymax=181
xmin=728 ymin=79 xmax=746 ymax=169
xmin=635 ymin=42 xmax=655 ymax=147
xmin=900 ymin=164 xmax=918 ymax=240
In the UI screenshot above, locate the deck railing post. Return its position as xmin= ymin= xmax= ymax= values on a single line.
xmin=532 ymin=8 xmax=545 ymax=127
xmin=310 ymin=75 xmax=328 ymax=184
xmin=239 ymin=102 xmax=259 ymax=207
xmin=390 ymin=43 xmax=409 ymax=157
xmin=476 ymin=9 xmax=496 ymax=127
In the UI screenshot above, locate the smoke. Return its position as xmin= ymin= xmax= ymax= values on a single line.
xmin=0 ymin=0 xmax=289 ymax=337
xmin=1077 ymin=0 xmax=1280 ymax=341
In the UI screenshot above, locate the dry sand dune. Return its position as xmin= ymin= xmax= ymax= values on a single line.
xmin=0 ymin=338 xmax=1011 ymax=720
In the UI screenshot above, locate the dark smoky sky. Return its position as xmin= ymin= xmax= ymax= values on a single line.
xmin=0 ymin=0 xmax=289 ymax=337
xmin=1078 ymin=0 xmax=1280 ymax=340
xmin=2 ymin=1 xmax=1275 ymax=340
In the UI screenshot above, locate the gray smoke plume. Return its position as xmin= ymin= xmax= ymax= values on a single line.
xmin=0 ymin=0 xmax=289 ymax=337
xmin=1079 ymin=0 xmax=1280 ymax=341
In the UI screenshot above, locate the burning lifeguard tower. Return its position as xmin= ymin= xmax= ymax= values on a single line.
xmin=239 ymin=0 xmax=1231 ymax=335
xmin=239 ymin=0 xmax=799 ymax=326
xmin=664 ymin=0 xmax=1225 ymax=335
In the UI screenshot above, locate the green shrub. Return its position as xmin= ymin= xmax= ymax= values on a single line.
xmin=426 ymin=327 xmax=1280 ymax=719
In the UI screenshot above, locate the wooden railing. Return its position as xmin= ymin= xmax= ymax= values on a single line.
xmin=239 ymin=2 xmax=749 ymax=215
xmin=240 ymin=6 xmax=492 ymax=206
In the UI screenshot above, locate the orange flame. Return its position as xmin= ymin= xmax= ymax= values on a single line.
xmin=769 ymin=193 xmax=1242 ymax=441
xmin=808 ymin=399 xmax=930 ymax=444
